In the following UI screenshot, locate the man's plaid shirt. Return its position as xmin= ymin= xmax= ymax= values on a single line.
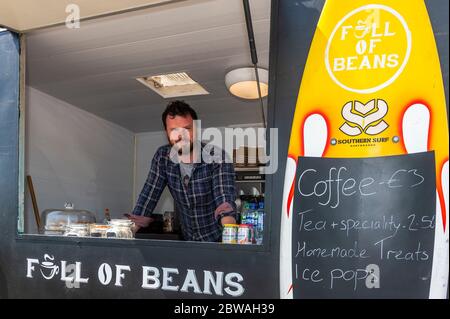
xmin=132 ymin=144 xmax=237 ymax=242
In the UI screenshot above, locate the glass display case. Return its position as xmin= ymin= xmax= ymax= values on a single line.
xmin=40 ymin=203 xmax=96 ymax=236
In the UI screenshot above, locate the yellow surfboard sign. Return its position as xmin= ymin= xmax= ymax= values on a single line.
xmin=280 ymin=0 xmax=448 ymax=299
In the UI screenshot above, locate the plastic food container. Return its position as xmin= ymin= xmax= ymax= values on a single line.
xmin=237 ymin=224 xmax=254 ymax=244
xmin=63 ymin=223 xmax=90 ymax=237
xmin=222 ymin=224 xmax=238 ymax=244
xmin=89 ymin=224 xmax=111 ymax=238
xmin=106 ymin=219 xmax=135 ymax=239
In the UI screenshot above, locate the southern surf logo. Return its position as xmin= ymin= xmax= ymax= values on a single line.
xmin=339 ymin=99 xmax=389 ymax=136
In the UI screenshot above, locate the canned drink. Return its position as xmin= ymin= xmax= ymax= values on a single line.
xmin=238 ymin=224 xmax=254 ymax=244
xmin=222 ymin=224 xmax=238 ymax=244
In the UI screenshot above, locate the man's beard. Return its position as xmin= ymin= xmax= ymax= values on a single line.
xmin=177 ymin=142 xmax=194 ymax=156
xmin=169 ymin=139 xmax=194 ymax=156
xmin=168 ymin=137 xmax=201 ymax=164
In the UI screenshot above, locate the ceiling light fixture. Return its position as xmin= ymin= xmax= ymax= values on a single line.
xmin=225 ymin=67 xmax=269 ymax=100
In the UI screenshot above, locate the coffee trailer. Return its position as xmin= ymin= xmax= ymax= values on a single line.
xmin=0 ymin=0 xmax=448 ymax=299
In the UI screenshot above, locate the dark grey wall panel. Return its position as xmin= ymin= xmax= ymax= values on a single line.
xmin=0 ymin=31 xmax=20 ymax=299
xmin=426 ymin=0 xmax=449 ymax=115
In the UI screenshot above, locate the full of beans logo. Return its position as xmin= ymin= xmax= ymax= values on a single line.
xmin=325 ymin=4 xmax=411 ymax=94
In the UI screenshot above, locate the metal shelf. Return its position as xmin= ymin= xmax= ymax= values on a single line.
xmin=235 ymin=180 xmax=265 ymax=183
xmin=234 ymin=166 xmax=264 ymax=172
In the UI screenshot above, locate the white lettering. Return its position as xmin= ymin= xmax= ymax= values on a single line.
xmin=203 ymin=271 xmax=224 ymax=296
xmin=162 ymin=267 xmax=179 ymax=291
xmin=180 ymin=269 xmax=202 ymax=294
xmin=387 ymin=54 xmax=399 ymax=68
xmin=26 ymin=259 xmax=39 ymax=278
xmin=74 ymin=262 xmax=89 ymax=284
xmin=369 ymin=38 xmax=381 ymax=53
xmin=115 ymin=265 xmax=131 ymax=287
xmin=341 ymin=25 xmax=353 ymax=40
xmin=142 ymin=266 xmax=161 ymax=289
xmin=224 ymin=273 xmax=244 ymax=297
xmin=333 ymin=58 xmax=346 ymax=72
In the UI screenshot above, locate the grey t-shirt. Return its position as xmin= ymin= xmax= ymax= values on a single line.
xmin=180 ymin=162 xmax=194 ymax=187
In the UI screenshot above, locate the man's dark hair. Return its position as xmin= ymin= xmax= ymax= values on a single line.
xmin=162 ymin=100 xmax=198 ymax=130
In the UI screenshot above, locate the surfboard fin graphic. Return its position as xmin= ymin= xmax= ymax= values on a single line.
xmin=280 ymin=114 xmax=328 ymax=299
xmin=402 ymin=104 xmax=449 ymax=298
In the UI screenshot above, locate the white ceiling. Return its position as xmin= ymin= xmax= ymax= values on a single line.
xmin=0 ymin=0 xmax=177 ymax=32
xmin=26 ymin=0 xmax=271 ymax=133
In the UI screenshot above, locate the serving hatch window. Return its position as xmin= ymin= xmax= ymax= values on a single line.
xmin=18 ymin=0 xmax=273 ymax=246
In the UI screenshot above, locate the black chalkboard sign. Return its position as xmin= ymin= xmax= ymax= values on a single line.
xmin=292 ymin=152 xmax=436 ymax=298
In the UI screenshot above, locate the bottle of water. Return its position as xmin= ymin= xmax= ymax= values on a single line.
xmin=240 ymin=203 xmax=250 ymax=225
xmin=250 ymin=203 xmax=258 ymax=226
xmin=256 ymin=201 xmax=265 ymax=245
xmin=246 ymin=203 xmax=257 ymax=243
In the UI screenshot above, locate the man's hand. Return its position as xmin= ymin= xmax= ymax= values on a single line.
xmin=215 ymin=202 xmax=237 ymax=226
xmin=220 ymin=216 xmax=236 ymax=226
xmin=125 ymin=214 xmax=154 ymax=232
